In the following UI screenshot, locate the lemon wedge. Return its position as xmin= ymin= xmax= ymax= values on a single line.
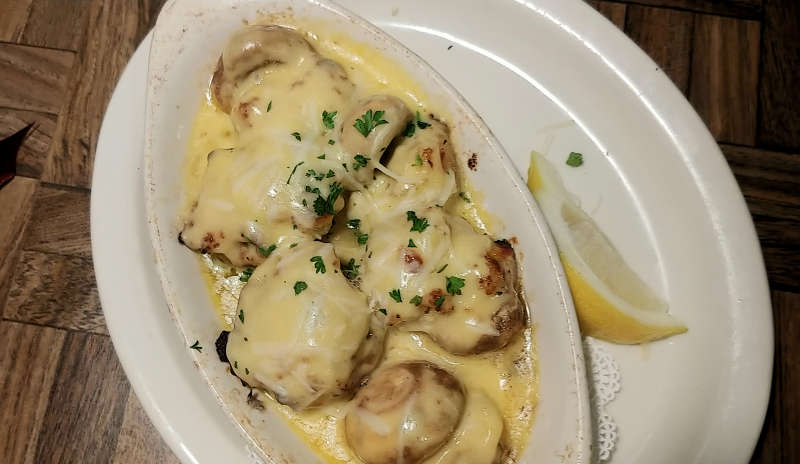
xmin=527 ymin=151 xmax=687 ymax=344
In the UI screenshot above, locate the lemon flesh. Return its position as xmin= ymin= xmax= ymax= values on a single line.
xmin=528 ymin=152 xmax=687 ymax=344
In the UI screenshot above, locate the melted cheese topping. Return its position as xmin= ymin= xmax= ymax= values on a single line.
xmin=184 ymin=19 xmax=537 ymax=464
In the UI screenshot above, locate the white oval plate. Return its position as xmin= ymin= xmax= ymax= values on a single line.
xmin=92 ymin=0 xmax=772 ymax=463
xmin=143 ymin=0 xmax=589 ymax=462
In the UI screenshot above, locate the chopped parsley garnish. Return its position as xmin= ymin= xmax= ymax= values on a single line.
xmin=286 ymin=161 xmax=304 ymax=184
xmin=305 ymin=185 xmax=321 ymax=194
xmin=409 ymin=295 xmax=423 ymax=306
xmin=267 ymin=100 xmax=272 ymax=112
xmin=415 ymin=111 xmax=431 ymax=129
xmin=347 ymin=218 xmax=361 ymax=230
xmin=407 ymin=239 xmax=417 ymax=248
xmin=459 ymin=192 xmax=471 ymax=203
xmin=326 ymin=169 xmax=335 ymax=178
xmin=446 ymin=276 xmax=465 ymax=295
xmin=317 ymin=154 xmax=326 ymax=159
xmin=566 ymin=152 xmax=583 ymax=167
xmin=244 ymin=236 xmax=276 ymax=257
xmin=434 ymin=295 xmax=445 ymax=308
xmin=356 ymin=232 xmax=369 ymax=245
xmin=313 ymin=182 xmax=344 ymax=216
xmin=245 ymin=367 xmax=250 ymax=375
xmin=328 ymin=139 xmax=335 ymax=145
xmin=306 ymin=169 xmax=325 ymax=181
xmin=322 ymin=110 xmax=337 ymax=130
xmin=389 ymin=289 xmax=402 ymax=303
xmin=302 ymin=198 xmax=307 ymax=207
xmin=353 ymin=109 xmax=388 ymax=137
xmin=352 ymin=154 xmax=370 ymax=171
xmin=412 ymin=154 xmax=423 ymax=166
xmin=437 ymin=264 xmax=448 ymax=273
xmin=290 ymin=243 xmax=298 ymax=248
xmin=234 ymin=361 xmax=238 ymax=369
xmin=238 ymin=309 xmax=245 ymax=323
xmin=341 ymin=258 xmax=360 ymax=280
xmin=239 ymin=268 xmax=254 ymax=282
xmin=378 ymin=308 xmax=387 ymax=315
xmin=310 ymin=255 xmax=326 ymax=274
xmin=293 ymin=281 xmax=308 ymax=295
xmin=406 ymin=210 xmax=429 ymax=232
xmin=342 ymin=163 xmax=349 ymax=172
xmin=291 ymin=132 xmax=302 ymax=141
xmin=189 ymin=340 xmax=202 ymax=352
xmin=403 ymin=121 xmax=415 ymax=138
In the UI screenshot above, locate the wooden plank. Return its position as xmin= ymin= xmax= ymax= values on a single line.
xmin=757 ymin=0 xmax=800 ymax=151
xmin=0 ymin=176 xmax=38 ymax=309
xmin=776 ymin=290 xmax=800 ymax=463
xmin=689 ymin=15 xmax=760 ymax=146
xmin=0 ymin=109 xmax=57 ymax=179
xmin=0 ymin=0 xmax=34 ymax=42
xmin=3 ymin=250 xmax=105 ymax=334
xmin=0 ymin=321 xmax=66 ymax=464
xmin=112 ymin=393 xmax=181 ymax=464
xmin=625 ymin=5 xmax=694 ymax=94
xmin=721 ymin=144 xmax=800 ymax=291
xmin=19 ymin=0 xmax=94 ymax=51
xmin=23 ymin=184 xmax=91 ymax=258
xmin=34 ymin=332 xmax=130 ymax=463
xmin=0 ymin=43 xmax=75 ymax=115
xmin=590 ymin=0 xmax=762 ymax=19
xmin=588 ymin=1 xmax=627 ymax=29
xmin=41 ymin=0 xmax=166 ymax=188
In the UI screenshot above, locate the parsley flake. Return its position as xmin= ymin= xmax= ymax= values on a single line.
xmin=408 ymin=239 xmax=417 ymax=248
xmin=305 ymin=185 xmax=321 ymax=194
xmin=328 ymin=139 xmax=335 ymax=145
xmin=347 ymin=218 xmax=361 ymax=230
xmin=189 ymin=340 xmax=202 ymax=352
xmin=293 ymin=281 xmax=308 ymax=295
xmin=437 ymin=264 xmax=448 ymax=273
xmin=317 ymin=154 xmax=326 ymax=159
xmin=238 ymin=309 xmax=245 ymax=323
xmin=306 ymin=169 xmax=325 ymax=181
xmin=353 ymin=154 xmax=370 ymax=171
xmin=313 ymin=182 xmax=343 ymax=216
xmin=341 ymin=258 xmax=360 ymax=280
xmin=459 ymin=192 xmax=472 ymax=203
xmin=409 ymin=295 xmax=423 ymax=306
xmin=239 ymin=268 xmax=254 ymax=282
xmin=566 ymin=152 xmax=583 ymax=167
xmin=406 ymin=210 xmax=430 ymax=232
xmin=291 ymin=132 xmax=302 ymax=141
xmin=245 ymin=367 xmax=250 ymax=375
xmin=267 ymin=100 xmax=272 ymax=112
xmin=446 ymin=276 xmax=465 ymax=295
xmin=356 ymin=233 xmax=369 ymax=245
xmin=234 ymin=361 xmax=238 ymax=369
xmin=310 ymin=255 xmax=326 ymax=274
xmin=244 ymin=236 xmax=276 ymax=257
xmin=403 ymin=121 xmax=415 ymax=138
xmin=286 ymin=161 xmax=304 ymax=184
xmin=326 ymin=169 xmax=335 ymax=178
xmin=389 ymin=289 xmax=402 ymax=303
xmin=378 ymin=308 xmax=387 ymax=315
xmin=353 ymin=109 xmax=388 ymax=137
xmin=322 ymin=110 xmax=337 ymax=130
xmin=412 ymin=154 xmax=423 ymax=166
xmin=434 ymin=295 xmax=445 ymax=308
xmin=415 ymin=111 xmax=431 ymax=129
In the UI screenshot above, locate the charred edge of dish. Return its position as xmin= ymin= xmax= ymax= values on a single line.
xmin=467 ymin=153 xmax=478 ymax=171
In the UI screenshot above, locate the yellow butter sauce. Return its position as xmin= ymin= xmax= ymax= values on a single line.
xmin=184 ymin=17 xmax=537 ymax=464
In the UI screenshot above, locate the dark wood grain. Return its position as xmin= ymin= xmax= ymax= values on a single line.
xmin=625 ymin=5 xmax=695 ymax=93
xmin=749 ymin=290 xmax=782 ymax=464
xmin=41 ymin=0 xmax=165 ymax=188
xmin=0 ymin=321 xmax=65 ymax=464
xmin=112 ymin=393 xmax=181 ymax=464
xmin=689 ymin=14 xmax=760 ymax=145
xmin=0 ymin=109 xmax=57 ymax=179
xmin=588 ymin=1 xmax=628 ymax=29
xmin=19 ymin=0 xmax=95 ymax=51
xmin=0 ymin=0 xmax=34 ymax=42
xmin=23 ymin=184 xmax=91 ymax=257
xmin=0 ymin=43 xmax=75 ymax=115
xmin=776 ymin=291 xmax=800 ymax=463
xmin=721 ymin=144 xmax=800 ymax=291
xmin=34 ymin=332 xmax=130 ymax=463
xmin=3 ymin=250 xmax=105 ymax=334
xmin=591 ymin=0 xmax=762 ymax=19
xmin=757 ymin=0 xmax=800 ymax=151
xmin=0 ymin=177 xmax=38 ymax=310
